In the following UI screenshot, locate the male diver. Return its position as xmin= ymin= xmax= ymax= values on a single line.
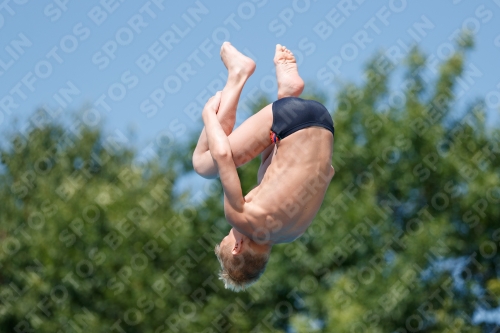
xmin=192 ymin=42 xmax=335 ymax=291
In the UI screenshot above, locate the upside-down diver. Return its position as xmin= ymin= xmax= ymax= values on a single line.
xmin=192 ymin=42 xmax=335 ymax=291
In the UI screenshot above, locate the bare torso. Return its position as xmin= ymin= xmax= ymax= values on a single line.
xmin=244 ymin=127 xmax=334 ymax=244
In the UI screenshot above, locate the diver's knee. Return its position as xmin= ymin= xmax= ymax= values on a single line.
xmin=193 ymin=156 xmax=218 ymax=179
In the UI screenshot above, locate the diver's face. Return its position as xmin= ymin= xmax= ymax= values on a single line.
xmin=220 ymin=228 xmax=236 ymax=249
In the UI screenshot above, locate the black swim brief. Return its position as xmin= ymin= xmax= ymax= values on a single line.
xmin=270 ymin=97 xmax=334 ymax=143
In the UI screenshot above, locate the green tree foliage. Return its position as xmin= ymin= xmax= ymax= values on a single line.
xmin=1 ymin=40 xmax=499 ymax=332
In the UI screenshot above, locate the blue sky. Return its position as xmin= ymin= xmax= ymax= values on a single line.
xmin=1 ymin=0 xmax=499 ymax=154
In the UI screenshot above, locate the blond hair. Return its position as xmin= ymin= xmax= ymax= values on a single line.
xmin=214 ymin=242 xmax=270 ymax=292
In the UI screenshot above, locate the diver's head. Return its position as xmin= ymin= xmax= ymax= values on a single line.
xmin=215 ymin=228 xmax=272 ymax=292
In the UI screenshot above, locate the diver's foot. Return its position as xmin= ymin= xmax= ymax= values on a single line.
xmin=274 ymin=44 xmax=304 ymax=99
xmin=220 ymin=41 xmax=256 ymax=82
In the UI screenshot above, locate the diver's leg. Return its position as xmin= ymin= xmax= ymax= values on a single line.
xmin=193 ymin=42 xmax=255 ymax=178
xmin=194 ymin=103 xmax=274 ymax=179
xmin=256 ymin=44 xmax=306 ymax=182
